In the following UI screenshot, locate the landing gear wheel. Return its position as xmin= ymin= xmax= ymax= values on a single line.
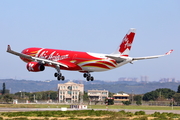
xmin=54 ymin=73 xmax=58 ymax=77
xmin=57 ymin=76 xmax=61 ymax=81
xmin=55 ymin=66 xmax=65 ymax=81
xmin=84 ymin=72 xmax=94 ymax=81
xmin=87 ymin=76 xmax=90 ymax=81
xmin=61 ymin=76 xmax=65 ymax=81
xmin=90 ymin=76 xmax=94 ymax=81
xmin=54 ymin=73 xmax=62 ymax=77
xmin=83 ymin=73 xmax=88 ymax=78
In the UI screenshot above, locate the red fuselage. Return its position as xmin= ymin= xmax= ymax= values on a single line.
xmin=20 ymin=47 xmax=118 ymax=72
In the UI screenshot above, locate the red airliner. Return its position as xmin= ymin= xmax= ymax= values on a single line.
xmin=7 ymin=28 xmax=173 ymax=81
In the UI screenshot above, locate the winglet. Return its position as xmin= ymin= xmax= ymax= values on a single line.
xmin=165 ymin=49 xmax=173 ymax=55
xmin=7 ymin=45 xmax=12 ymax=52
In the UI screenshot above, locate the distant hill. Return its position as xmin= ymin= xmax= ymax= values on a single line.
xmin=0 ymin=79 xmax=179 ymax=94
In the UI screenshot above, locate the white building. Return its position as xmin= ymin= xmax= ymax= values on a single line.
xmin=88 ymin=90 xmax=108 ymax=101
xmin=57 ymin=81 xmax=84 ymax=103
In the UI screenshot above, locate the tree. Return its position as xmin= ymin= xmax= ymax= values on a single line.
xmin=108 ymin=92 xmax=114 ymax=97
xmin=134 ymin=95 xmax=142 ymax=105
xmin=173 ymin=93 xmax=180 ymax=105
xmin=122 ymin=101 xmax=131 ymax=105
xmin=177 ymin=85 xmax=180 ymax=93
xmin=155 ymin=88 xmax=175 ymax=99
xmin=136 ymin=100 xmax=142 ymax=105
xmin=143 ymin=91 xmax=158 ymax=101
xmin=83 ymin=91 xmax=89 ymax=101
xmin=134 ymin=95 xmax=142 ymax=101
xmin=3 ymin=94 xmax=13 ymax=103
xmin=105 ymin=98 xmax=114 ymax=105
xmin=2 ymin=83 xmax=6 ymax=95
xmin=143 ymin=88 xmax=175 ymax=101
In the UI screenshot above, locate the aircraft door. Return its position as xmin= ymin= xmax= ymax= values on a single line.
xmin=72 ymin=54 xmax=77 ymax=60
xmin=71 ymin=54 xmax=78 ymax=64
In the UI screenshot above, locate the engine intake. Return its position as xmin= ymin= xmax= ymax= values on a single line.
xmin=26 ymin=62 xmax=45 ymax=72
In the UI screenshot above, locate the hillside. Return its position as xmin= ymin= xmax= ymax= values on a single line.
xmin=0 ymin=79 xmax=179 ymax=94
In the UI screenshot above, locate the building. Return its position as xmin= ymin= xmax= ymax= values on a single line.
xmin=118 ymin=77 xmax=139 ymax=82
xmin=57 ymin=81 xmax=84 ymax=103
xmin=141 ymin=76 xmax=149 ymax=83
xmin=113 ymin=93 xmax=129 ymax=104
xmin=159 ymin=78 xmax=176 ymax=83
xmin=0 ymin=89 xmax=10 ymax=95
xmin=88 ymin=90 xmax=108 ymax=102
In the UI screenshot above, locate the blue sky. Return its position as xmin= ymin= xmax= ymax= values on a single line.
xmin=0 ymin=0 xmax=180 ymax=81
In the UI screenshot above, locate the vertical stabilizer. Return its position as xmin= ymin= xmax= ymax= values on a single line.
xmin=112 ymin=28 xmax=136 ymax=57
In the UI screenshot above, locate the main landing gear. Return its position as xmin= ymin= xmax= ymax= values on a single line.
xmin=54 ymin=66 xmax=65 ymax=81
xmin=83 ymin=73 xmax=94 ymax=81
xmin=54 ymin=72 xmax=65 ymax=81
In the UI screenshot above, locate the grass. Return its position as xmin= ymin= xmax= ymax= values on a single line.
xmin=0 ymin=104 xmax=69 ymax=108
xmin=0 ymin=110 xmax=180 ymax=120
xmin=0 ymin=110 xmax=123 ymax=118
xmin=0 ymin=104 xmax=180 ymax=110
xmin=90 ymin=105 xmax=180 ymax=110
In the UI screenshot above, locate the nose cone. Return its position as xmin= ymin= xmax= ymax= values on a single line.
xmin=21 ymin=47 xmax=42 ymax=57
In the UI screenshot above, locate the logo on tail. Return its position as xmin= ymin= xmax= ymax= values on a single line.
xmin=112 ymin=28 xmax=136 ymax=57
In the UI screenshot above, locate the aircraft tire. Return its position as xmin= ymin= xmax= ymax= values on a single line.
xmin=87 ymin=76 xmax=90 ymax=81
xmin=61 ymin=76 xmax=65 ymax=81
xmin=90 ymin=76 xmax=94 ymax=81
xmin=54 ymin=73 xmax=58 ymax=77
xmin=57 ymin=76 xmax=61 ymax=81
xmin=83 ymin=73 xmax=87 ymax=78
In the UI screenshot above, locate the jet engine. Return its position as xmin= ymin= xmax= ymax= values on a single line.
xmin=26 ymin=62 xmax=45 ymax=72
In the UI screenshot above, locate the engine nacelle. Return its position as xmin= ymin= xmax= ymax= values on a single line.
xmin=26 ymin=62 xmax=45 ymax=72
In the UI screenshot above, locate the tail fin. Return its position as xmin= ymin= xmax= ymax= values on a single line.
xmin=112 ymin=28 xmax=136 ymax=57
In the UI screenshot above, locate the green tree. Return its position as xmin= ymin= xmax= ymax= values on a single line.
xmin=177 ymin=85 xmax=180 ymax=93
xmin=173 ymin=93 xmax=180 ymax=105
xmin=29 ymin=94 xmax=34 ymax=102
xmin=155 ymin=88 xmax=175 ymax=99
xmin=122 ymin=101 xmax=131 ymax=105
xmin=143 ymin=88 xmax=175 ymax=101
xmin=105 ymin=98 xmax=114 ymax=105
xmin=108 ymin=92 xmax=114 ymax=97
xmin=2 ymin=83 xmax=5 ymax=95
xmin=134 ymin=95 xmax=142 ymax=101
xmin=136 ymin=100 xmax=142 ymax=105
xmin=83 ymin=91 xmax=89 ymax=101
xmin=50 ymin=91 xmax=58 ymax=100
xmin=134 ymin=95 xmax=142 ymax=105
xmin=143 ymin=91 xmax=158 ymax=101
xmin=3 ymin=94 xmax=13 ymax=103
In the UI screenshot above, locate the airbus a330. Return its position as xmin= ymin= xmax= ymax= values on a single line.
xmin=7 ymin=28 xmax=173 ymax=81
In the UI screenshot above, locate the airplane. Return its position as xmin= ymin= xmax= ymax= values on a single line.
xmin=7 ymin=28 xmax=173 ymax=81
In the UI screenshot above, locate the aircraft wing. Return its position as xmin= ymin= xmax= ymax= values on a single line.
xmin=6 ymin=45 xmax=68 ymax=68
xmin=132 ymin=50 xmax=173 ymax=61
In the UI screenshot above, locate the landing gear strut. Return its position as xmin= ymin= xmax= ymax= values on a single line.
xmin=83 ymin=73 xmax=94 ymax=81
xmin=54 ymin=66 xmax=65 ymax=81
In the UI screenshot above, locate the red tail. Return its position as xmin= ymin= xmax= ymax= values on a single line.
xmin=112 ymin=28 xmax=136 ymax=57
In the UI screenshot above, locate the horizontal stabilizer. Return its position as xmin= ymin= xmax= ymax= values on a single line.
xmin=106 ymin=55 xmax=126 ymax=63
